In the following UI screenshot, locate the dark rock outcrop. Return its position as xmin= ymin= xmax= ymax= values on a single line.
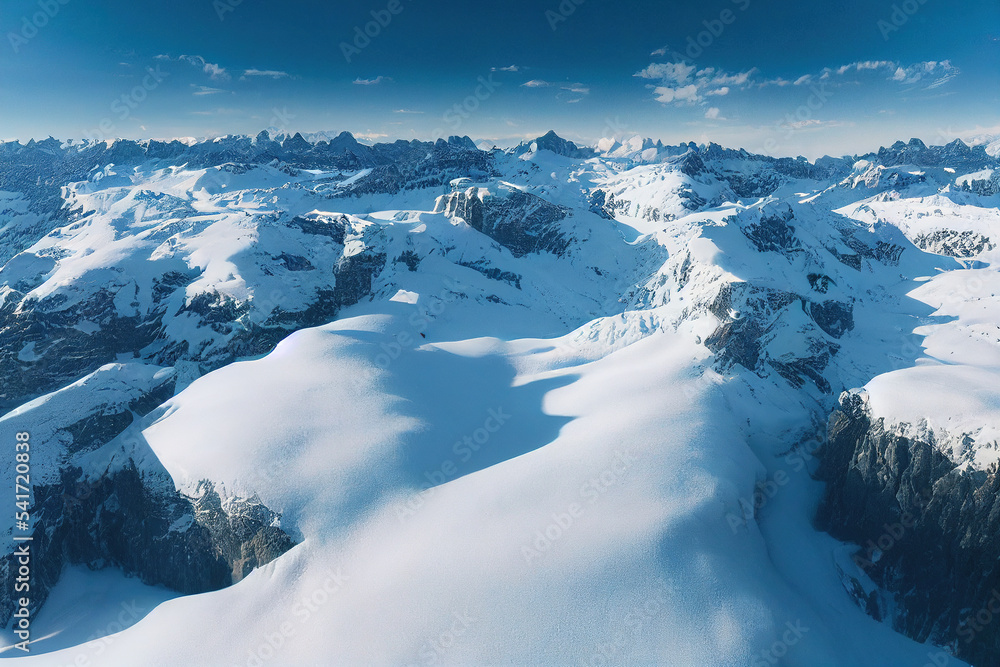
xmin=436 ymin=188 xmax=571 ymax=257
xmin=516 ymin=131 xmax=595 ymax=159
xmin=705 ymin=282 xmax=841 ymax=393
xmin=739 ymin=206 xmax=801 ymax=254
xmin=816 ymin=392 xmax=1000 ymax=665
xmin=0 ymin=365 xmax=295 ymax=629
xmin=914 ymin=230 xmax=995 ymax=258
xmin=863 ymin=138 xmax=996 ymax=172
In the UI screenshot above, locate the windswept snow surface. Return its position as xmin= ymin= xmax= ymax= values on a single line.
xmin=14 ymin=317 xmax=950 ymax=666
xmin=6 ymin=137 xmax=999 ymax=665
xmin=842 ymin=193 xmax=1000 ymax=470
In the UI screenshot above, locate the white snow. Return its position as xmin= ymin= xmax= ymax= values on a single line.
xmin=5 ymin=138 xmax=997 ymax=666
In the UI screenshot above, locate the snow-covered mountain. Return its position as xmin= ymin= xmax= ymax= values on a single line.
xmin=1 ymin=130 xmax=998 ymax=665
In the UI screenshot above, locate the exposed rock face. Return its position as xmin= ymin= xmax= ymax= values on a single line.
xmin=816 ymin=392 xmax=1000 ymax=666
xmin=807 ymin=300 xmax=855 ymax=339
xmin=0 ymin=364 xmax=295 ymax=628
xmin=705 ymin=282 xmax=843 ymax=393
xmin=588 ymin=189 xmax=614 ymax=220
xmin=674 ymin=150 xmax=706 ymax=177
xmin=726 ymin=171 xmax=784 ymax=199
xmin=456 ymin=260 xmax=522 ymax=290
xmin=914 ymin=230 xmax=995 ymax=258
xmin=0 ymin=287 xmax=164 ymax=412
xmin=516 ymin=131 xmax=595 ymax=159
xmin=844 ymin=163 xmax=929 ymax=191
xmin=959 ymin=169 xmax=1000 ymax=196
xmin=739 ymin=206 xmax=801 ymax=254
xmin=0 ymin=210 xmax=390 ymax=411
xmin=3 ymin=467 xmax=293 ymax=626
xmin=333 ymin=252 xmax=388 ymax=310
xmin=436 ymin=187 xmax=571 ymax=258
xmin=698 ymin=205 xmax=872 ymax=395
xmin=864 ymin=138 xmax=996 ymax=172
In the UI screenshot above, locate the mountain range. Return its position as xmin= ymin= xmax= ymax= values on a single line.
xmin=1 ymin=129 xmax=999 ymax=665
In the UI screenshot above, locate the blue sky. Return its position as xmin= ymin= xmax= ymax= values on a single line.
xmin=0 ymin=0 xmax=997 ymax=158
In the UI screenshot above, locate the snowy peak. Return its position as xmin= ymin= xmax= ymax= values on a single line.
xmin=516 ymin=130 xmax=595 ymax=158
xmin=865 ymin=137 xmax=995 ymax=170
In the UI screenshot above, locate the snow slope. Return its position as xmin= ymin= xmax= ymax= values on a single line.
xmin=3 ymin=133 xmax=999 ymax=665
xmin=11 ymin=316 xmax=949 ymax=666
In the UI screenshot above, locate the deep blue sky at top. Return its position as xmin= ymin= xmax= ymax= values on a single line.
xmin=0 ymin=0 xmax=997 ymax=157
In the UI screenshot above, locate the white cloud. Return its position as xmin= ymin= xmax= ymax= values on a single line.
xmin=154 ymin=54 xmax=230 ymax=81
xmin=778 ymin=119 xmax=852 ymax=131
xmin=635 ymin=57 xmax=958 ymax=108
xmin=522 ymin=79 xmax=552 ymax=88
xmin=242 ymin=69 xmax=290 ymax=79
xmin=192 ymin=85 xmax=226 ymax=96
xmin=179 ymin=55 xmax=229 ymax=81
xmin=705 ymin=107 xmax=721 ymax=120
xmin=492 ymin=65 xmax=520 ymax=72
xmin=203 ymin=62 xmax=228 ymax=81
xmin=925 ymin=72 xmax=959 ymax=89
xmin=709 ymin=70 xmax=754 ymax=86
xmin=394 ymin=109 xmax=424 ymax=114
xmin=354 ymin=76 xmax=390 ymax=85
xmin=814 ymin=60 xmax=958 ymax=88
xmin=635 ymin=62 xmax=696 ymax=85
xmin=653 ymin=84 xmax=699 ymax=104
xmin=637 ymin=61 xmax=753 ymax=105
xmin=891 ymin=60 xmax=959 ymax=87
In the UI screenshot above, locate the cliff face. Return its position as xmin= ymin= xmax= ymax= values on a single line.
xmin=435 ymin=187 xmax=571 ymax=258
xmin=0 ymin=364 xmax=296 ymax=628
xmin=817 ymin=391 xmax=1000 ymax=665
